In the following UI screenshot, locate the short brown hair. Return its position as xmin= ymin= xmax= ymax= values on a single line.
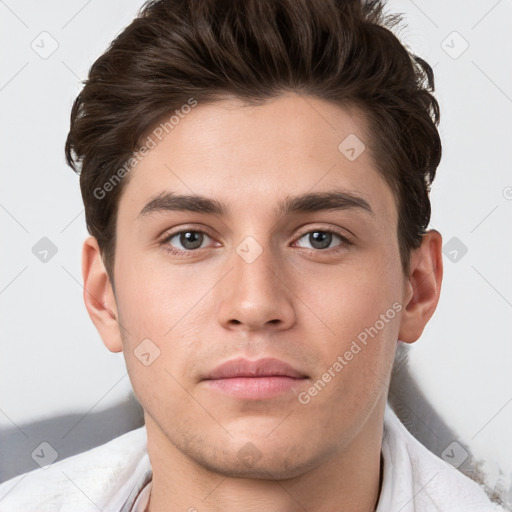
xmin=65 ymin=0 xmax=441 ymax=280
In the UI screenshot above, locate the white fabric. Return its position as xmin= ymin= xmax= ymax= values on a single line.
xmin=0 ymin=405 xmax=504 ymax=511
xmin=126 ymin=477 xmax=151 ymax=512
xmin=376 ymin=407 xmax=504 ymax=511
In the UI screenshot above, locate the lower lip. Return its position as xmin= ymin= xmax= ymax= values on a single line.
xmin=204 ymin=376 xmax=307 ymax=400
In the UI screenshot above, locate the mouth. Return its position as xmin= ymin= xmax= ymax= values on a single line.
xmin=202 ymin=357 xmax=309 ymax=400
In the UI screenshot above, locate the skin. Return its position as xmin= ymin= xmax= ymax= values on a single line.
xmin=82 ymin=93 xmax=443 ymax=512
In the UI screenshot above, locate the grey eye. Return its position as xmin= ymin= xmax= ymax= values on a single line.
xmin=168 ymin=231 xmax=210 ymax=251
xmin=296 ymin=231 xmax=342 ymax=250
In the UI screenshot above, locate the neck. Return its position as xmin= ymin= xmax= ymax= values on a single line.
xmin=144 ymin=402 xmax=385 ymax=512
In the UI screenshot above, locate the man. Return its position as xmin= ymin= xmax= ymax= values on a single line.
xmin=0 ymin=0 xmax=504 ymax=510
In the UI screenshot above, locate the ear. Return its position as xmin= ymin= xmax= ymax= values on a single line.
xmin=398 ymin=229 xmax=443 ymax=343
xmin=82 ymin=236 xmax=123 ymax=352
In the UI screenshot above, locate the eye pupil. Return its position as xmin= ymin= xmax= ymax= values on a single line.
xmin=310 ymin=231 xmax=332 ymax=249
xmin=180 ymin=231 xmax=203 ymax=250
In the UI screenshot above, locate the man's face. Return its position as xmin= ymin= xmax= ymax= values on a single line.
xmin=111 ymin=93 xmax=409 ymax=478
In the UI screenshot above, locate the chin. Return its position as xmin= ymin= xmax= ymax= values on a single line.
xmin=185 ymin=435 xmax=329 ymax=482
xmin=199 ymin=453 xmax=322 ymax=481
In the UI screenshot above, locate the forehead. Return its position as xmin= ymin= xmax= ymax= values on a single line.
xmin=119 ymin=93 xmax=397 ymax=226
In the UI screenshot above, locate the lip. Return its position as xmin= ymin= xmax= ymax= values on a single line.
xmin=204 ymin=357 xmax=307 ymax=380
xmin=202 ymin=357 xmax=308 ymax=400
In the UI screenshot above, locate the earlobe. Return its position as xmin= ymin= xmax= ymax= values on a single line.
xmin=398 ymin=229 xmax=443 ymax=344
xmin=81 ymin=236 xmax=123 ymax=353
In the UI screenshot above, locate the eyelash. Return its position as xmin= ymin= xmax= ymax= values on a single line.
xmin=158 ymin=226 xmax=353 ymax=257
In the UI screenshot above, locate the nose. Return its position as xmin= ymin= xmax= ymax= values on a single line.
xmin=216 ymin=238 xmax=296 ymax=333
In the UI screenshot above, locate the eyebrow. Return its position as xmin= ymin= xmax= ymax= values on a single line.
xmin=138 ymin=190 xmax=374 ymax=219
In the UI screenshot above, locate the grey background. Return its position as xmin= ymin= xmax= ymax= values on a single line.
xmin=0 ymin=0 xmax=511 ymax=507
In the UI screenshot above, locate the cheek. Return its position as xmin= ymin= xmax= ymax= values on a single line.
xmin=113 ymin=260 xmax=200 ymax=418
xmin=113 ymin=255 xmax=214 ymax=404
xmin=305 ymin=257 xmax=402 ymax=341
xmin=299 ymin=259 xmax=402 ymax=398
xmin=298 ymin=282 xmax=401 ymax=427
xmin=114 ymin=251 xmax=208 ymax=337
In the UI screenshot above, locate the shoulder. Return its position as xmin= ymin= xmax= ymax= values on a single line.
xmin=380 ymin=406 xmax=505 ymax=512
xmin=0 ymin=426 xmax=150 ymax=512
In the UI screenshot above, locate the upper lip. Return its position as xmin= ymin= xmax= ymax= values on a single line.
xmin=204 ymin=357 xmax=307 ymax=380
